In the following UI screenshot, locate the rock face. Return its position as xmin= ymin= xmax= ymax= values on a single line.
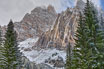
xmin=22 ymin=56 xmax=54 ymax=69
xmin=21 ymin=56 xmax=37 ymax=69
xmin=45 ymin=56 xmax=65 ymax=68
xmin=76 ymin=0 xmax=85 ymax=10
xmin=33 ymin=7 xmax=80 ymax=50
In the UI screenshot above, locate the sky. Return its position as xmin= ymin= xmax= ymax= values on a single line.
xmin=0 ymin=0 xmax=103 ymax=26
xmin=101 ymin=0 xmax=104 ymax=10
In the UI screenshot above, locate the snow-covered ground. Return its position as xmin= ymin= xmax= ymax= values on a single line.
xmin=18 ymin=38 xmax=39 ymax=50
xmin=18 ymin=38 xmax=66 ymax=65
xmin=21 ymin=48 xmax=66 ymax=64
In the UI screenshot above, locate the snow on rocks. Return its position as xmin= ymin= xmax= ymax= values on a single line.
xmin=18 ymin=38 xmax=39 ymax=52
xmin=18 ymin=38 xmax=66 ymax=68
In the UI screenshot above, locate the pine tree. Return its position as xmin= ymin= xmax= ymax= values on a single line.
xmin=92 ymin=10 xmax=104 ymax=69
xmin=65 ymin=42 xmax=72 ymax=69
xmin=99 ymin=14 xmax=104 ymax=68
xmin=100 ymin=14 xmax=104 ymax=31
xmin=0 ymin=27 xmax=2 ymax=46
xmin=1 ymin=20 xmax=22 ymax=69
xmin=82 ymin=0 xmax=100 ymax=68
xmin=14 ymin=31 xmax=23 ymax=69
xmin=0 ymin=27 xmax=4 ymax=69
xmin=72 ymin=12 xmax=91 ymax=69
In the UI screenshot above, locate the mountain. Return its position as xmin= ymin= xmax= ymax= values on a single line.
xmin=0 ymin=0 xmax=84 ymax=69
xmin=1 ymin=0 xmax=104 ymax=69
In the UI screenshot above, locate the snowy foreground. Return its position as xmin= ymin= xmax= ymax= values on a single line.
xmin=18 ymin=38 xmax=66 ymax=69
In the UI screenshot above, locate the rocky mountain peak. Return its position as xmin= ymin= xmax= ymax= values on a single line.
xmin=47 ymin=5 xmax=56 ymax=14
xmin=75 ymin=0 xmax=85 ymax=10
xmin=33 ymin=7 xmax=80 ymax=50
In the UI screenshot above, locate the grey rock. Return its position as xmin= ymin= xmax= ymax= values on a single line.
xmin=36 ymin=63 xmax=54 ymax=69
xmin=21 ymin=56 xmax=37 ymax=69
xmin=21 ymin=57 xmax=55 ymax=69
xmin=75 ymin=0 xmax=85 ymax=10
xmin=24 ymin=48 xmax=32 ymax=51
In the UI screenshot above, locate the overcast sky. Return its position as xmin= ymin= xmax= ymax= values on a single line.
xmin=0 ymin=0 xmax=102 ymax=26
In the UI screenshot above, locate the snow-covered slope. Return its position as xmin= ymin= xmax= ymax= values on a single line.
xmin=22 ymin=49 xmax=66 ymax=64
xmin=18 ymin=38 xmax=66 ymax=68
xmin=19 ymin=38 xmax=39 ymax=50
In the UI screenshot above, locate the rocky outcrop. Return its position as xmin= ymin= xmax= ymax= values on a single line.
xmin=22 ymin=56 xmax=54 ymax=69
xmin=22 ymin=56 xmax=65 ymax=69
xmin=75 ymin=0 xmax=85 ymax=10
xmin=21 ymin=56 xmax=37 ymax=69
xmin=45 ymin=56 xmax=65 ymax=68
xmin=33 ymin=7 xmax=80 ymax=50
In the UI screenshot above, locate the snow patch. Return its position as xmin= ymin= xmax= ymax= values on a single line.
xmin=18 ymin=38 xmax=39 ymax=52
xmin=22 ymin=49 xmax=66 ymax=64
xmin=18 ymin=38 xmax=66 ymax=65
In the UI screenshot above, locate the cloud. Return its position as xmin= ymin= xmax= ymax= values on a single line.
xmin=0 ymin=0 xmax=35 ymax=26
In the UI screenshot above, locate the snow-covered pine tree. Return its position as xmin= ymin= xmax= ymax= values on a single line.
xmin=65 ymin=42 xmax=72 ymax=69
xmin=1 ymin=20 xmax=22 ymax=69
